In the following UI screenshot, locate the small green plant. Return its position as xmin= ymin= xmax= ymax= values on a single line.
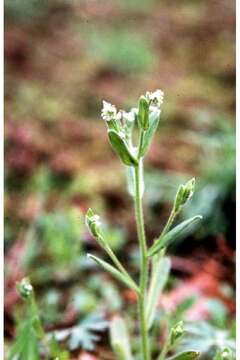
xmin=85 ymin=90 xmax=202 ymax=360
xmin=8 ymin=278 xmax=69 ymax=360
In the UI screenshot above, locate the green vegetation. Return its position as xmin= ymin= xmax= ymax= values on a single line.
xmin=5 ymin=0 xmax=235 ymax=359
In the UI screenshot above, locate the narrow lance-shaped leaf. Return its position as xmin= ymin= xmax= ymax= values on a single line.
xmin=148 ymin=215 xmax=202 ymax=257
xmin=87 ymin=254 xmax=139 ymax=294
xmin=139 ymin=109 xmax=160 ymax=157
xmin=108 ymin=130 xmax=138 ymax=166
xmin=110 ymin=316 xmax=133 ymax=360
xmin=166 ymin=351 xmax=200 ymax=360
xmin=146 ymin=256 xmax=171 ymax=329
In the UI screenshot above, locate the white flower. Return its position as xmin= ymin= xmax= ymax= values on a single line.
xmin=101 ymin=100 xmax=118 ymax=121
xmin=145 ymin=89 xmax=164 ymax=109
xmin=131 ymin=107 xmax=138 ymax=116
xmin=122 ymin=110 xmax=135 ymax=123
xmin=115 ymin=111 xmax=122 ymax=121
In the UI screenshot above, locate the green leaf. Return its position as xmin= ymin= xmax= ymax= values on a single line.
xmin=148 ymin=216 xmax=202 ymax=257
xmin=88 ymin=254 xmax=139 ymax=293
xmin=69 ymin=314 xmax=108 ymax=351
xmin=138 ymin=95 xmax=149 ymax=130
xmin=8 ymin=321 xmax=40 ymax=360
xmin=174 ymin=296 xmax=197 ymax=320
xmin=146 ymin=256 xmax=171 ymax=329
xmin=139 ymin=109 xmax=160 ymax=156
xmin=110 ymin=316 xmax=133 ymax=360
xmin=108 ymin=130 xmax=138 ymax=166
xmin=53 ymin=313 xmax=108 ymax=352
xmin=167 ymin=351 xmax=200 ymax=360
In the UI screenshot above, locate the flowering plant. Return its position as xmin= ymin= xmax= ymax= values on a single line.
xmin=9 ymin=91 xmax=235 ymax=360
xmin=86 ymin=90 xmax=202 ymax=360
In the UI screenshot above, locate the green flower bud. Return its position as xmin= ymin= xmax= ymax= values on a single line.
xmin=16 ymin=277 xmax=33 ymax=300
xmin=85 ymin=208 xmax=101 ymax=238
xmin=214 ymin=348 xmax=234 ymax=360
xmin=138 ymin=96 xmax=149 ymax=130
xmin=170 ymin=321 xmax=185 ymax=346
xmin=174 ymin=178 xmax=195 ymax=213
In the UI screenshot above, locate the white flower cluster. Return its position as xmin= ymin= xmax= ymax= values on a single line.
xmin=145 ymin=89 xmax=164 ymax=110
xmin=101 ymin=89 xmax=164 ymax=123
xmin=101 ymin=100 xmax=119 ymax=122
xmin=101 ymin=101 xmax=136 ymax=123
xmin=122 ymin=110 xmax=135 ymax=123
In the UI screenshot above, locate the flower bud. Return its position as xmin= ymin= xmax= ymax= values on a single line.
xmin=221 ymin=350 xmax=231 ymax=359
xmin=174 ymin=178 xmax=195 ymax=213
xmin=17 ymin=277 xmax=33 ymax=300
xmin=138 ymin=96 xmax=149 ymax=130
xmin=85 ymin=208 xmax=101 ymax=238
xmin=170 ymin=321 xmax=185 ymax=346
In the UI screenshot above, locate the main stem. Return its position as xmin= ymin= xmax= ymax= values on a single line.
xmin=134 ymin=163 xmax=150 ymax=360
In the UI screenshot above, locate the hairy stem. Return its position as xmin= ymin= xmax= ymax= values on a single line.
xmin=134 ymin=163 xmax=150 ymax=360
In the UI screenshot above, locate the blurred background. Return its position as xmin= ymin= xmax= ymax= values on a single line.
xmin=4 ymin=0 xmax=235 ymax=358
